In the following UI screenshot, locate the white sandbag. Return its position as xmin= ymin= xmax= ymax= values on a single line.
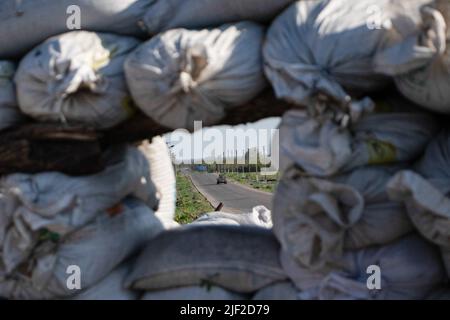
xmin=139 ymin=136 xmax=176 ymax=221
xmin=70 ymin=262 xmax=138 ymax=300
xmin=374 ymin=1 xmax=450 ymax=114
xmin=0 ymin=61 xmax=23 ymax=131
xmin=264 ymin=0 xmax=431 ymax=106
xmin=126 ymin=226 xmax=287 ymax=293
xmin=192 ymin=205 xmax=272 ymax=228
xmin=0 ymin=198 xmax=166 ymax=300
xmin=387 ymin=131 xmax=450 ymax=275
xmin=142 ymin=285 xmax=245 ymax=300
xmin=0 ymin=146 xmax=159 ymax=275
xmin=125 ymin=22 xmax=266 ymax=130
xmin=141 ymin=0 xmax=293 ymax=34
xmin=279 ymin=95 xmax=438 ymax=177
xmin=252 ymin=281 xmax=298 ymax=300
xmin=283 ymin=234 xmax=445 ymax=300
xmin=0 ymin=0 xmax=151 ymax=59
xmin=273 ymin=165 xmax=412 ymax=270
xmin=15 ymin=31 xmax=140 ymax=129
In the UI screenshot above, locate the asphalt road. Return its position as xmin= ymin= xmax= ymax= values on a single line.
xmin=188 ymin=171 xmax=273 ymax=214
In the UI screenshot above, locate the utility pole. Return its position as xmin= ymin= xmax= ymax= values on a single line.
xmin=263 ymin=146 xmax=267 ymax=182
xmin=234 ymin=150 xmax=238 ymax=173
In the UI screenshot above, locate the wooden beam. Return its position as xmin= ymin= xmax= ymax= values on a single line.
xmin=101 ymin=89 xmax=297 ymax=145
xmin=0 ymin=89 xmax=297 ymax=175
xmin=0 ymin=123 xmax=104 ymax=175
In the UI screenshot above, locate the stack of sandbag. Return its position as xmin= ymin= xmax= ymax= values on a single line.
xmin=125 ymin=225 xmax=290 ymax=300
xmin=141 ymin=0 xmax=294 ymax=34
xmin=15 ymin=31 xmax=140 ymax=129
xmin=0 ymin=146 xmax=168 ymax=299
xmin=388 ymin=129 xmax=450 ymax=281
xmin=0 ymin=61 xmax=24 ymax=131
xmin=0 ymin=197 xmax=166 ymax=300
xmin=191 ymin=205 xmax=272 ymax=228
xmin=282 ymin=235 xmax=445 ymax=300
xmin=0 ymin=0 xmax=151 ymax=59
xmin=142 ymin=285 xmax=246 ymax=300
xmin=124 ymin=21 xmax=266 ymax=129
xmin=267 ymin=0 xmax=447 ymax=299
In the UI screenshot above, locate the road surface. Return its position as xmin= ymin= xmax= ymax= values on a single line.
xmin=187 ymin=171 xmax=273 ymax=213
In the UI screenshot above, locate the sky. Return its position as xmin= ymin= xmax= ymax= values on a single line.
xmin=164 ymin=117 xmax=281 ymax=163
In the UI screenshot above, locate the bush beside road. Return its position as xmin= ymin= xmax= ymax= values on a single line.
xmin=223 ymin=172 xmax=278 ymax=193
xmin=175 ymin=172 xmax=214 ymax=224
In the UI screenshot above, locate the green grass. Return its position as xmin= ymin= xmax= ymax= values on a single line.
xmin=175 ymin=172 xmax=214 ymax=224
xmin=223 ymin=172 xmax=278 ymax=193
